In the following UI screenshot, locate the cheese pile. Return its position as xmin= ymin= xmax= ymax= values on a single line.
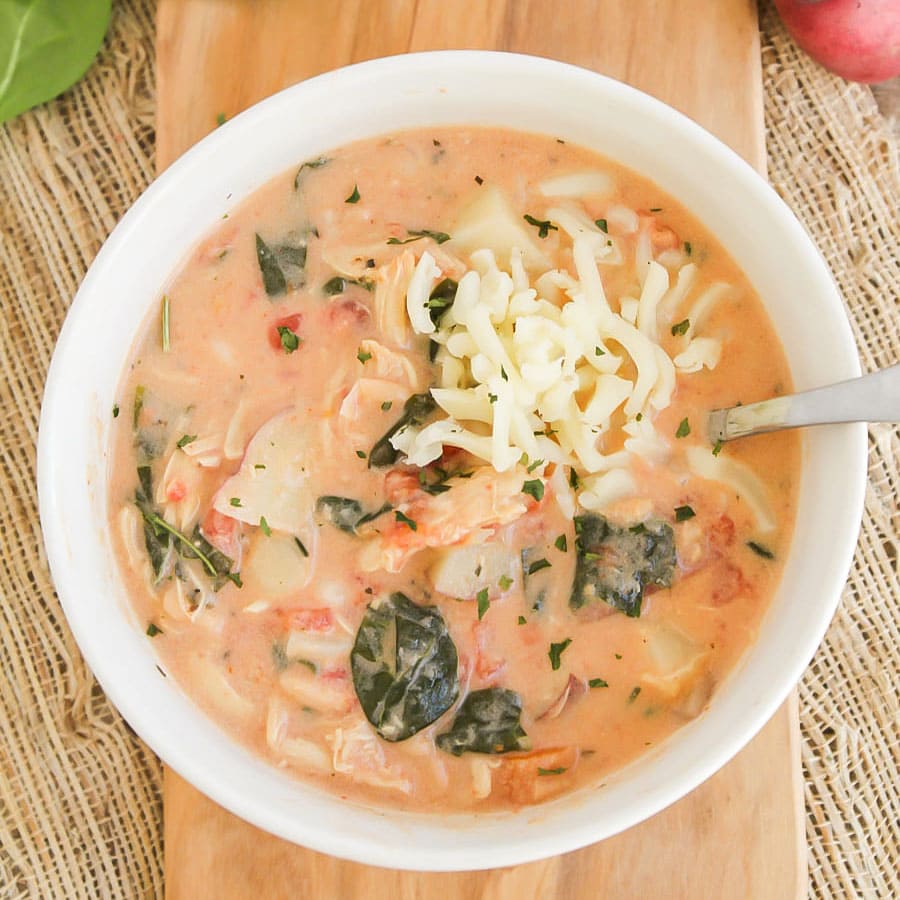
xmin=391 ymin=197 xmax=724 ymax=512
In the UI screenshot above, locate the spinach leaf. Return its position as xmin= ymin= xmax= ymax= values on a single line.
xmin=255 ymin=234 xmax=307 ymax=297
xmin=435 ymin=688 xmax=531 ymax=756
xmin=368 ymin=392 xmax=437 ymax=468
xmin=316 ymin=496 xmax=392 ymax=533
xmin=351 ymin=592 xmax=459 ymax=742
xmin=386 ymin=229 xmax=451 ymax=246
xmin=134 ymin=466 xmax=240 ymax=591
xmin=0 ymin=0 xmax=111 ymax=125
xmin=315 ymin=496 xmax=363 ymax=532
xmin=135 ymin=466 xmax=171 ymax=582
xmin=293 ymin=156 xmax=328 ymax=190
xmin=322 ymin=275 xmax=373 ymax=295
xmin=571 ymin=515 xmax=675 ymax=617
xmin=426 ymin=278 xmax=458 ymax=327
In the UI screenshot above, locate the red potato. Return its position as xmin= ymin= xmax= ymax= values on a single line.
xmin=774 ymin=0 xmax=900 ymax=83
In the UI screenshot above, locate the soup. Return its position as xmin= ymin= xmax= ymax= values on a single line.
xmin=109 ymin=127 xmax=798 ymax=810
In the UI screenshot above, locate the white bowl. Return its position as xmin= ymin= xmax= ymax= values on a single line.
xmin=38 ymin=51 xmax=866 ymax=870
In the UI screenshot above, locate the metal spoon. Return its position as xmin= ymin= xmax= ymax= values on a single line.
xmin=708 ymin=364 xmax=900 ymax=443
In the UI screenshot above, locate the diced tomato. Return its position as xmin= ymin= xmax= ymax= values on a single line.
xmin=268 ymin=313 xmax=302 ymax=350
xmin=320 ymin=666 xmax=348 ymax=682
xmin=472 ymin=622 xmax=506 ymax=682
xmin=201 ymin=507 xmax=241 ymax=558
xmin=165 ymin=479 xmax=187 ymax=503
xmin=326 ymin=298 xmax=370 ymax=329
xmin=285 ymin=607 xmax=334 ymax=632
xmin=638 ymin=212 xmax=681 ymax=253
xmin=708 ymin=515 xmax=736 ymax=553
xmin=711 ymin=561 xmax=751 ymax=606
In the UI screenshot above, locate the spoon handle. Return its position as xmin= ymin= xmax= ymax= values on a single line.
xmin=708 ymin=364 xmax=900 ymax=442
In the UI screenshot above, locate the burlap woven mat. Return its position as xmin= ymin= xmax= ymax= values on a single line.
xmin=1 ymin=1 xmax=897 ymax=897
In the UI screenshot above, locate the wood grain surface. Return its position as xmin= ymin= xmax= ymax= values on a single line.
xmin=157 ymin=2 xmax=805 ymax=897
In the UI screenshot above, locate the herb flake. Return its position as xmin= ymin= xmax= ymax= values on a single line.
xmin=548 ymin=638 xmax=572 ymax=671
xmin=523 ymin=214 xmax=558 ymax=239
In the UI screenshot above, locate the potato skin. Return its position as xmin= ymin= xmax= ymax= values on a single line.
xmin=774 ymin=0 xmax=900 ymax=83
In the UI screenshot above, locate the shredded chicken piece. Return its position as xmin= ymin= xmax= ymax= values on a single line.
xmin=359 ymin=466 xmax=534 ymax=572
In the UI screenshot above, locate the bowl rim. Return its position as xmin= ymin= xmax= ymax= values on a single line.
xmin=38 ymin=49 xmax=867 ymax=870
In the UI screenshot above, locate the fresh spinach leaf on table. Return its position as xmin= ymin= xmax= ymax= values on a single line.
xmin=0 ymin=0 xmax=111 ymax=124
xmin=351 ymin=592 xmax=459 ymax=742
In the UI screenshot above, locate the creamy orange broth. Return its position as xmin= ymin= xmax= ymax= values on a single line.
xmin=109 ymin=128 xmax=798 ymax=810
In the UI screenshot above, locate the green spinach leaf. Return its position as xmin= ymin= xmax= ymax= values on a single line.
xmin=0 ymin=0 xmax=111 ymax=124
xmin=426 ymin=277 xmax=458 ymax=327
xmin=571 ymin=515 xmax=675 ymax=617
xmin=351 ymin=592 xmax=459 ymax=742
xmin=293 ymin=156 xmax=328 ymax=190
xmin=315 ymin=496 xmax=363 ymax=532
xmin=368 ymin=392 xmax=437 ymax=468
xmin=435 ymin=688 xmax=531 ymax=756
xmin=135 ymin=466 xmax=240 ymax=591
xmin=255 ymin=233 xmax=307 ymax=297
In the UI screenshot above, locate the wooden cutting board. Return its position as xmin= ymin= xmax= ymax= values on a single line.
xmin=157 ymin=3 xmax=806 ymax=897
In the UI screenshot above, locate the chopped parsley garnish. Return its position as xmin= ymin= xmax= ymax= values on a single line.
xmin=488 ymin=392 xmax=497 ymax=404
xmin=161 ymin=295 xmax=171 ymax=352
xmin=527 ymin=458 xmax=544 ymax=473
xmin=229 ymin=497 xmax=242 ymax=507
xmin=595 ymin=218 xmax=608 ymax=233
xmin=498 ymin=574 xmax=513 ymax=591
xmin=747 ymin=540 xmax=775 ymax=559
xmin=588 ymin=678 xmax=608 ymax=689
xmin=259 ymin=516 xmax=272 ymax=537
xmin=684 ymin=241 xmax=693 ymax=256
xmin=595 ymin=345 xmax=605 ymax=356
xmin=522 ymin=479 xmax=544 ymax=501
xmin=294 ymin=537 xmax=309 ymax=557
xmin=474 ymin=175 xmax=484 ymax=185
xmin=357 ymin=348 xmax=372 ymax=364
xmin=215 ymin=112 xmax=226 ymax=126
xmin=650 ymin=207 xmax=662 ymax=212
xmin=476 ymin=588 xmax=490 ymax=620
xmin=528 ymin=558 xmax=552 ymax=575
xmin=615 ymin=653 xmax=623 ymax=660
xmin=627 ymin=686 xmax=642 ymax=703
xmin=636 ymin=412 xmax=643 ymax=421
xmin=537 ymin=767 xmax=567 ymax=776
xmin=671 ymin=318 xmax=690 ymax=336
xmin=548 ymin=638 xmax=572 ymax=671
xmin=345 ymin=184 xmax=360 ymax=203
xmin=675 ymin=417 xmax=691 ymax=438
xmin=381 ymin=401 xmax=393 ymax=411
xmin=523 ymin=214 xmax=558 ymax=239
xmin=277 ymin=325 xmax=300 ymax=354
xmin=554 ymin=534 xmax=568 ymax=552
xmin=674 ymin=505 xmax=695 ymax=522
xmin=712 ymin=440 xmax=724 ymax=456
xmin=146 ymin=623 xmax=163 ymax=637
xmin=569 ymin=468 xmax=580 ymax=490
xmin=500 ymin=366 xmax=508 ymax=381
xmin=112 ymin=403 xmax=119 ymax=418
xmin=176 ymin=434 xmax=197 ymax=449
xmin=395 ymin=510 xmax=417 ymax=531
xmin=517 ymin=615 xmax=527 ymax=625
xmin=386 ymin=229 xmax=451 ymax=245
xmin=254 ymin=464 xmax=266 ymax=470
xmin=355 ymin=450 xmax=366 ymax=459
